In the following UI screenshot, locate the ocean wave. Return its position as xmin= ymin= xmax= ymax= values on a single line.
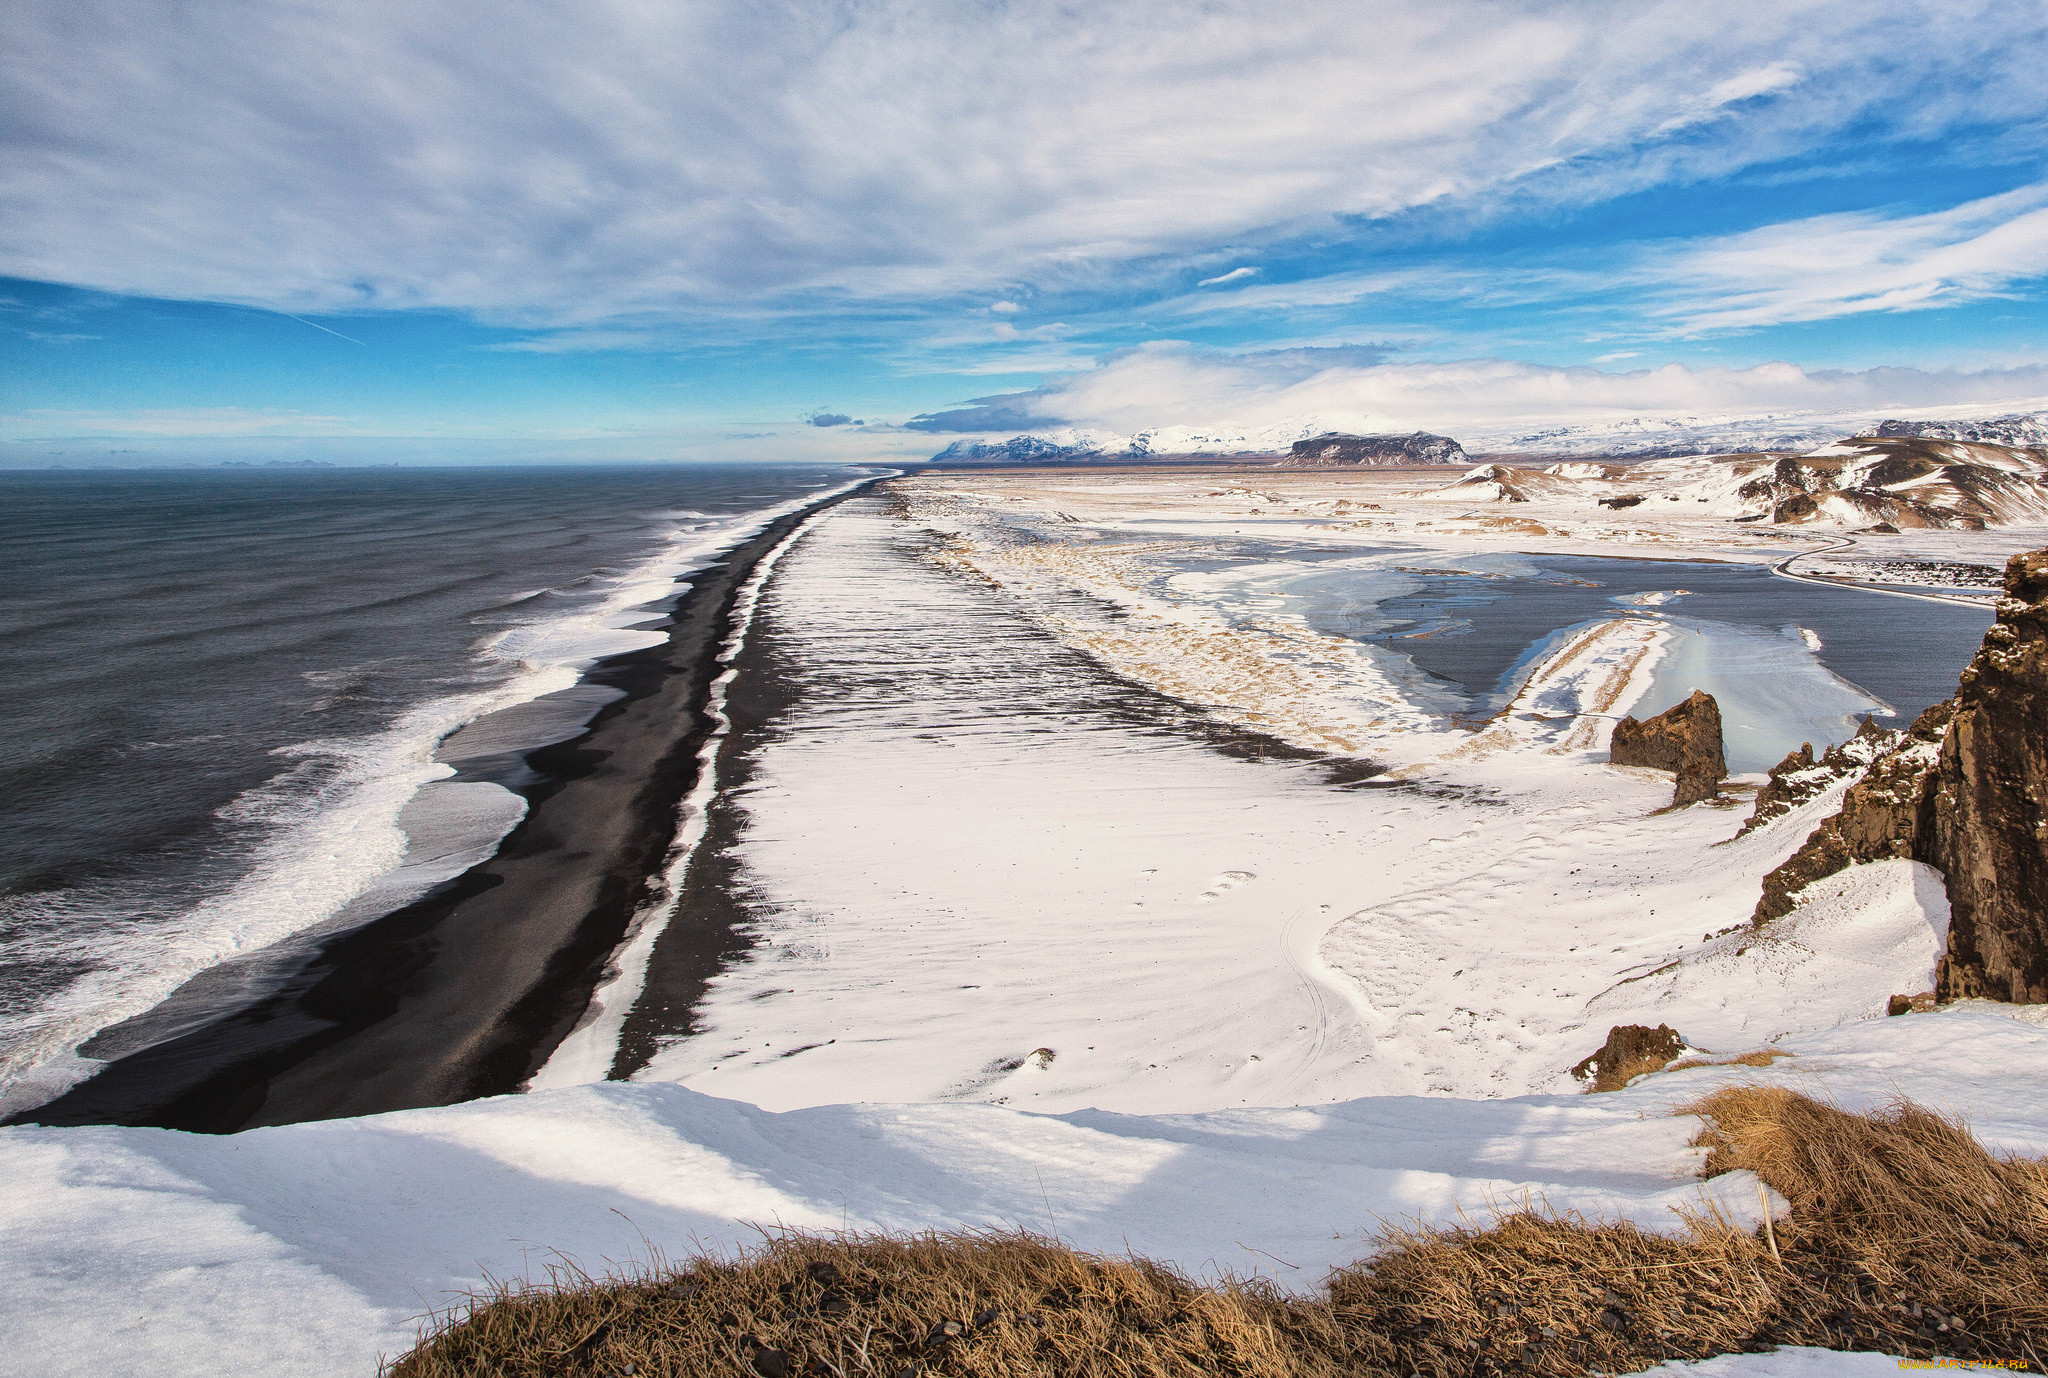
xmin=0 ymin=469 xmax=883 ymax=1116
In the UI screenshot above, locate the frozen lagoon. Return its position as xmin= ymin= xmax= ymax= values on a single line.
xmin=1181 ymin=549 xmax=1991 ymax=772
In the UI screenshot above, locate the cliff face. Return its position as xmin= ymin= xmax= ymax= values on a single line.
xmin=1610 ymin=690 xmax=1725 ymax=806
xmin=1740 ymin=718 xmax=1901 ymax=838
xmin=1749 ymin=703 xmax=1947 ymax=925
xmin=1715 ymin=439 xmax=2048 ymax=528
xmin=1930 ymin=550 xmax=2048 ymax=1003
xmin=1748 ymin=548 xmax=2048 ymax=1004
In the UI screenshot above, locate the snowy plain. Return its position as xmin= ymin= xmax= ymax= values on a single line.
xmin=4 ymin=466 xmax=2043 ymax=1376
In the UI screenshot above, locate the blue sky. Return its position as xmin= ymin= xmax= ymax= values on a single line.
xmin=6 ymin=0 xmax=2048 ymax=462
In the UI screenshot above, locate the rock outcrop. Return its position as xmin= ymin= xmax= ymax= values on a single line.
xmin=1750 ymin=547 xmax=2048 ymax=1005
xmin=1929 ymin=550 xmax=2048 ymax=1003
xmin=1675 ymin=440 xmax=2048 ymax=528
xmin=1571 ymin=1024 xmax=1686 ymax=1092
xmin=1749 ymin=703 xmax=1948 ymax=925
xmin=1610 ymin=691 xmax=1726 ymax=806
xmin=1288 ymin=431 xmax=1467 ymax=466
xmin=1739 ymin=717 xmax=1903 ymax=837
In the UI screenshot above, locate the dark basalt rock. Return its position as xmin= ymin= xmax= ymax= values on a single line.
xmin=1929 ymin=549 xmax=2048 ymax=1003
xmin=1773 ymin=492 xmax=1822 ymax=523
xmin=1749 ymin=702 xmax=1949 ymax=926
xmin=1749 ymin=547 xmax=2048 ymax=1006
xmin=1571 ymin=1023 xmax=1685 ymax=1092
xmin=1610 ymin=690 xmax=1726 ymax=806
xmin=1740 ymin=717 xmax=1901 ymax=837
xmin=1288 ymin=431 xmax=1468 ymax=466
xmin=1875 ymin=414 xmax=2048 ymax=448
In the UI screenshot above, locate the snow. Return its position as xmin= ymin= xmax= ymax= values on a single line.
xmin=5 ymin=470 xmax=2042 ymax=1376
xmin=6 ymin=1003 xmax=2044 ymax=1376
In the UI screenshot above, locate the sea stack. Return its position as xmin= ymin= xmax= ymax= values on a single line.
xmin=1610 ymin=690 xmax=1726 ymax=806
xmin=1931 ymin=549 xmax=2048 ymax=1003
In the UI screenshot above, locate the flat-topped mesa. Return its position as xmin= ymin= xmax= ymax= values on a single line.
xmin=1930 ymin=548 xmax=2048 ymax=1003
xmin=1609 ymin=690 xmax=1726 ymax=806
xmin=1288 ymin=431 xmax=1467 ymax=466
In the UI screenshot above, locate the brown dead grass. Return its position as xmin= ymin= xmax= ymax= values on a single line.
xmin=1664 ymin=1048 xmax=1795 ymax=1074
xmin=385 ymin=1232 xmax=1307 ymax=1378
xmin=387 ymin=1089 xmax=2048 ymax=1377
xmin=1684 ymin=1085 xmax=2048 ymax=1365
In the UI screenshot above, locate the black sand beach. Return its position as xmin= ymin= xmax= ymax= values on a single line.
xmin=11 ymin=479 xmax=888 ymax=1133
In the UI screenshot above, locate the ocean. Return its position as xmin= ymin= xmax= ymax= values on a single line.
xmin=0 ymin=461 xmax=873 ymax=1115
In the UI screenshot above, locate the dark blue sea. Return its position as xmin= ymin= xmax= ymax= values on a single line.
xmin=0 ymin=462 xmax=873 ymax=1112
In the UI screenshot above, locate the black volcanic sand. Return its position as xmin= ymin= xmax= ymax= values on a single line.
xmin=12 ymin=481 xmax=888 ymax=1133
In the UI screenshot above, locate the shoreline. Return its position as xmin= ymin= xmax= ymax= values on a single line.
xmin=9 ymin=477 xmax=891 ymax=1133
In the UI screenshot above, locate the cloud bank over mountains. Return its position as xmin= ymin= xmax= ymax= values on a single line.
xmin=914 ymin=347 xmax=2048 ymax=453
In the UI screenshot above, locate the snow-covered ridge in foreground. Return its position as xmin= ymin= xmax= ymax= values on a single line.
xmin=4 ymin=1005 xmax=2043 ymax=1377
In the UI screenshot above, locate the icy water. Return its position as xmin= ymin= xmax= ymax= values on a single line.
xmin=1161 ymin=546 xmax=1992 ymax=773
xmin=0 ymin=462 xmax=870 ymax=1111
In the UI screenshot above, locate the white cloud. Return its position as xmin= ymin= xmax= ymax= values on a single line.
xmin=490 ymin=328 xmax=675 ymax=353
xmin=1645 ymin=183 xmax=2048 ymax=332
xmin=1141 ymin=180 xmax=2048 ymax=342
xmin=1197 ymin=267 xmax=1261 ymax=287
xmin=3 ymin=0 xmax=2041 ymax=323
xmin=962 ymin=343 xmax=2048 ymax=447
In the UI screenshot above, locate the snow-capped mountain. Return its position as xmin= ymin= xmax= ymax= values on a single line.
xmin=929 ymin=415 xmax=1386 ymax=463
xmin=926 ymin=406 xmax=2048 ymax=464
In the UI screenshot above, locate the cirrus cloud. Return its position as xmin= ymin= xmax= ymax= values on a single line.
xmin=4 ymin=0 xmax=2044 ymax=326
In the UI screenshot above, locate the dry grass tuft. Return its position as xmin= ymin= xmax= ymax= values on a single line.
xmin=1684 ymin=1085 xmax=2048 ymax=1364
xmin=1317 ymin=1209 xmax=1776 ymax=1375
xmin=1665 ymin=1048 xmax=1794 ymax=1074
xmin=385 ymin=1230 xmax=1304 ymax=1378
xmin=388 ymin=1091 xmax=2048 ymax=1377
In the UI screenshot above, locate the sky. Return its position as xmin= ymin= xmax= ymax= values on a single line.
xmin=5 ymin=0 xmax=2048 ymax=464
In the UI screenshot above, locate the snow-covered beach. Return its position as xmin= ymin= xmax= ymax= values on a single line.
xmin=6 ymin=464 xmax=2045 ymax=1376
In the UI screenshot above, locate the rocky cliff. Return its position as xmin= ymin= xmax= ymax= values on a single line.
xmin=1929 ymin=550 xmax=2048 ymax=1003
xmin=1749 ymin=703 xmax=1948 ymax=925
xmin=1611 ymin=690 xmax=1726 ymax=806
xmin=1288 ymin=431 xmax=1467 ymax=466
xmin=1739 ymin=717 xmax=1902 ymax=837
xmin=1750 ymin=548 xmax=2048 ymax=1004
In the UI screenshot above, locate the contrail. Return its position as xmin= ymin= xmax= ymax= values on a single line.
xmin=278 ymin=312 xmax=367 ymax=346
